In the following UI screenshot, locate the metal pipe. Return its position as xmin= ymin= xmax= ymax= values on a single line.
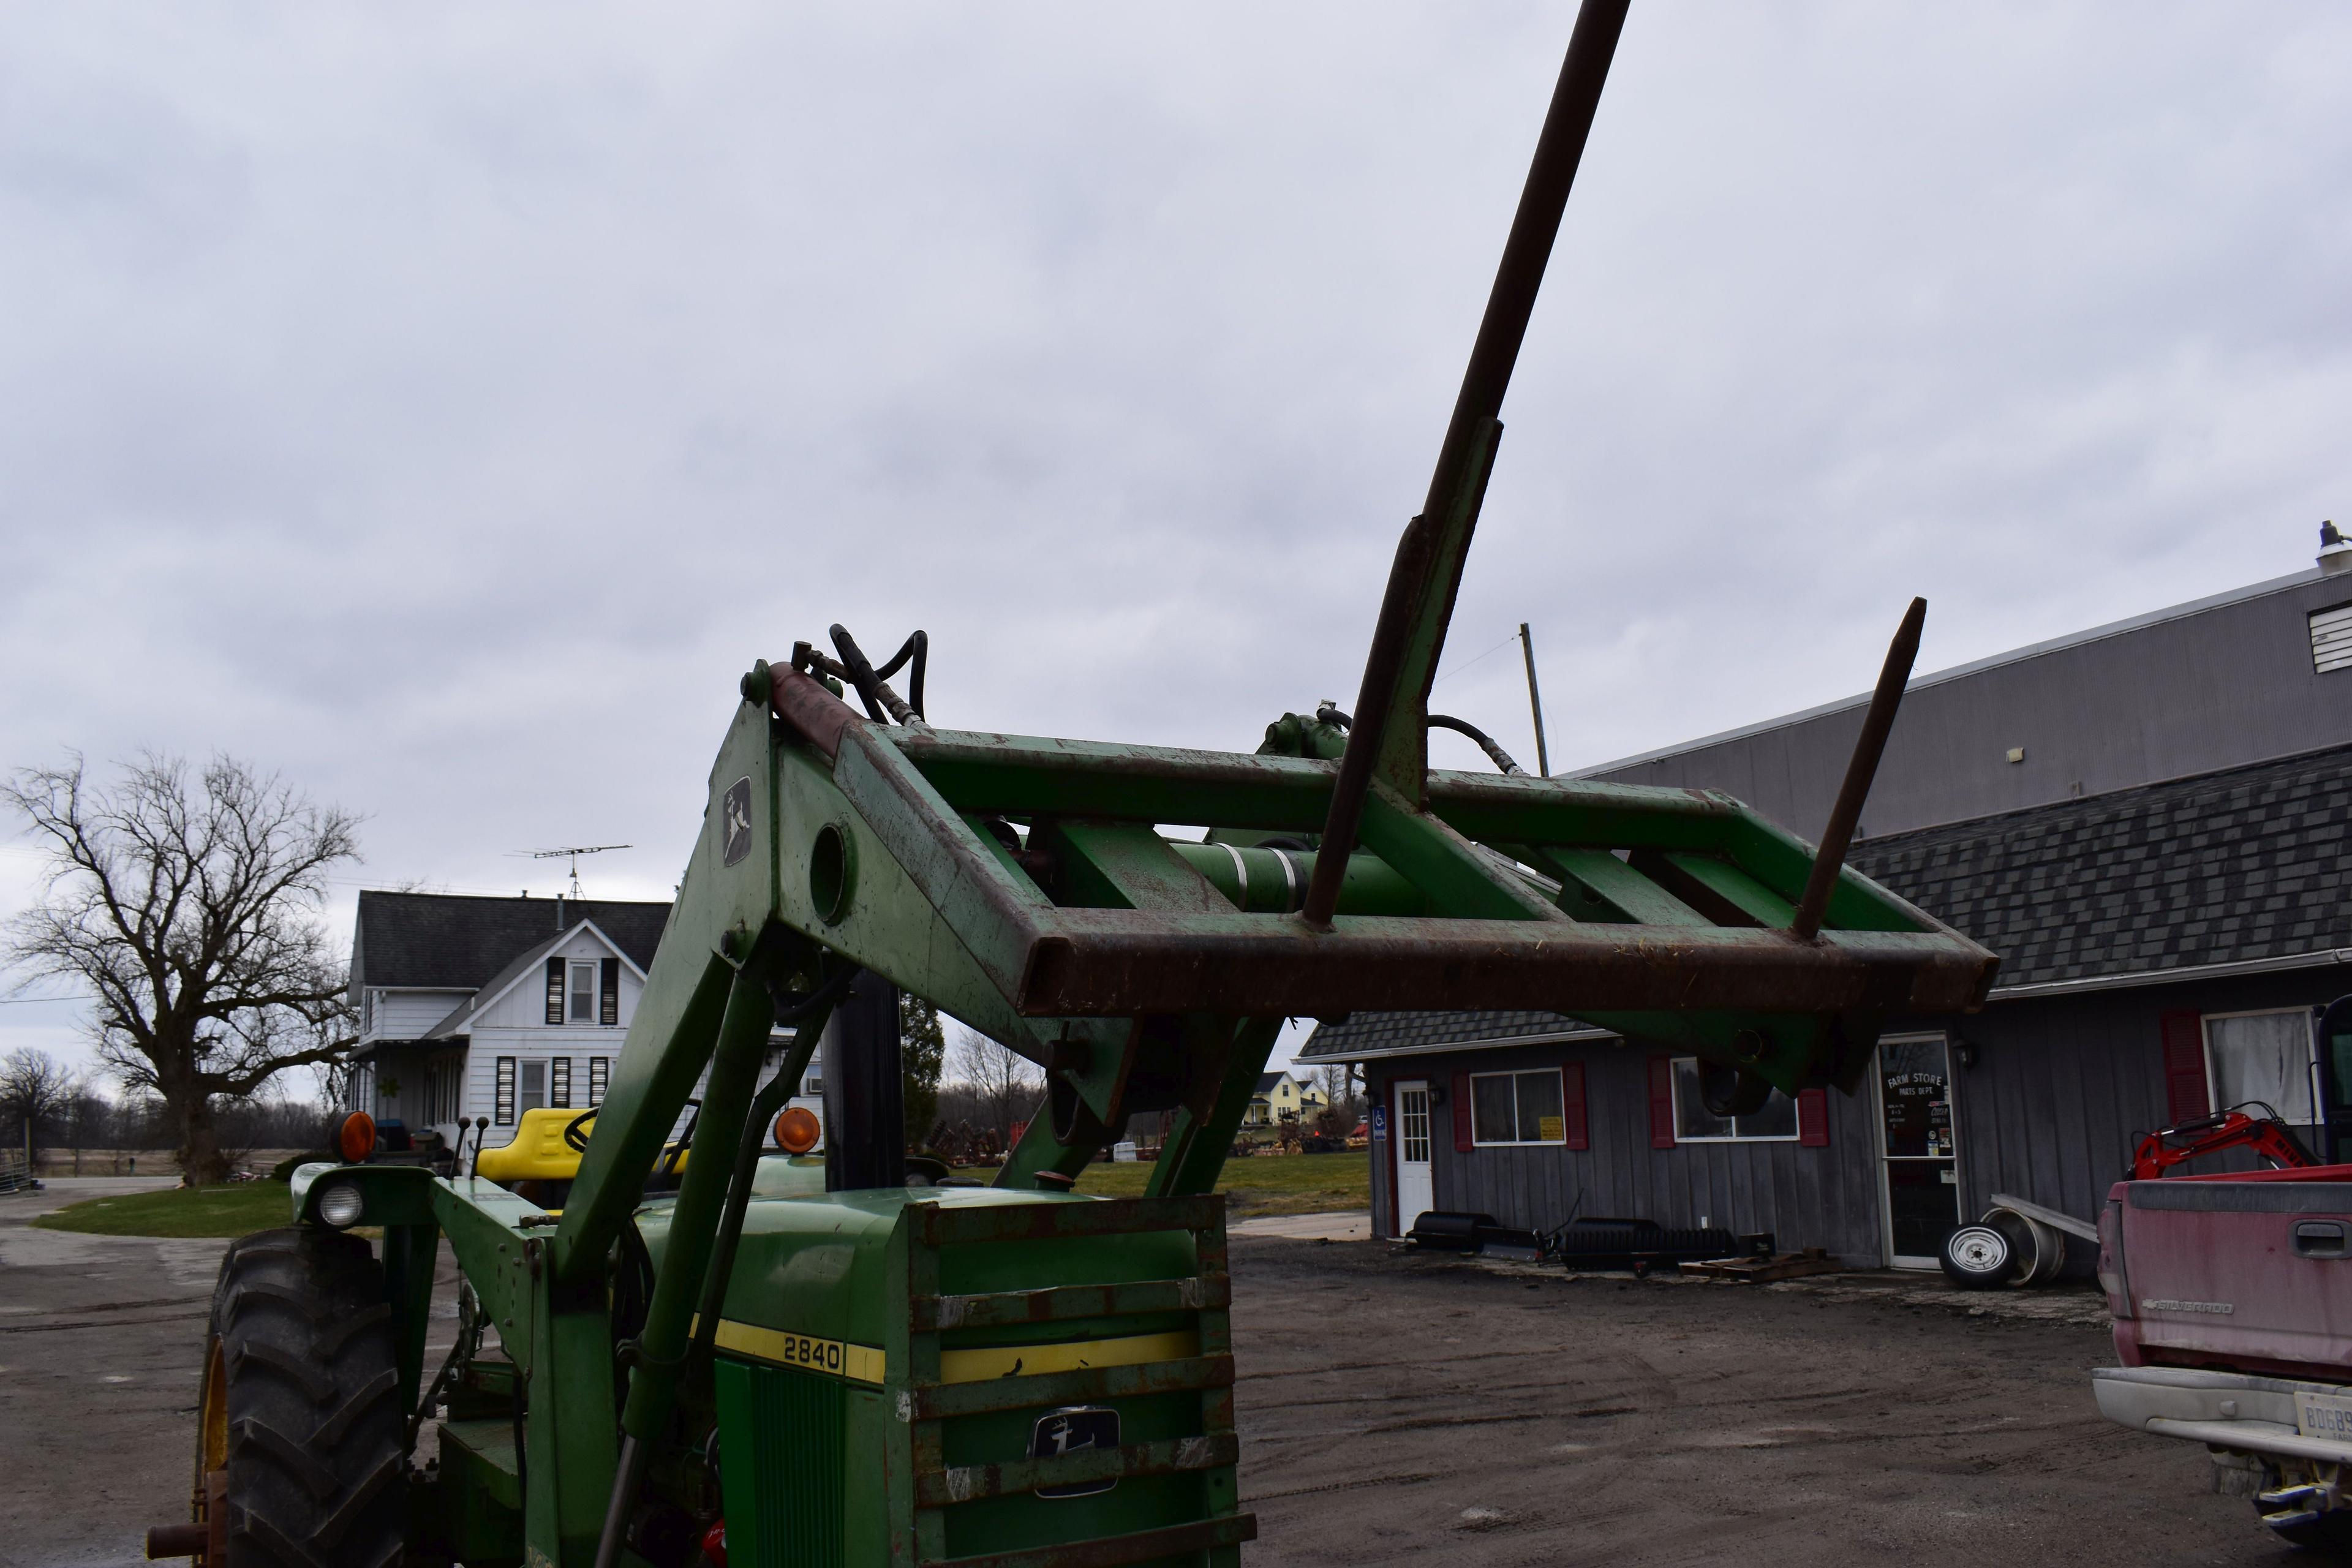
xmin=1790 ymin=597 xmax=1926 ymax=941
xmin=1304 ymin=0 xmax=1631 ymax=926
xmin=593 ymin=965 xmax=775 ymax=1568
xmin=1520 ymin=622 xmax=1551 ymax=777
xmin=685 ymin=1006 xmax=834 ymax=1379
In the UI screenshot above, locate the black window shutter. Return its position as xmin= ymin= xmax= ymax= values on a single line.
xmin=496 ymin=1057 xmax=517 ymax=1125
xmin=600 ymin=957 xmax=620 ymax=1026
xmin=551 ymin=1057 xmax=572 ymax=1110
xmin=545 ymin=958 xmax=565 ymax=1025
xmin=590 ymin=1057 xmax=609 ymax=1106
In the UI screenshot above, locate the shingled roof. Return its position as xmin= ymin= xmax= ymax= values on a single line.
xmin=351 ymin=891 xmax=670 ymax=995
xmin=1300 ymin=1009 xmax=1599 ymax=1062
xmin=1849 ymin=740 xmax=2352 ymax=990
xmin=1302 ymin=742 xmax=2352 ymax=1060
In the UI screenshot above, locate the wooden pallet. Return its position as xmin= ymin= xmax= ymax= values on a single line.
xmin=1678 ymin=1248 xmax=1842 ymax=1283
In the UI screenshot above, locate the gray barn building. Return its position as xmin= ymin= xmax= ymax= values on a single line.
xmin=1303 ymin=543 xmax=2352 ymax=1269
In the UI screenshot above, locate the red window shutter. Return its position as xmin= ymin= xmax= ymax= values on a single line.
xmin=1797 ymin=1087 xmax=1830 ymax=1147
xmin=1561 ymin=1063 xmax=1589 ymax=1150
xmin=1452 ymin=1072 xmax=1474 ymax=1152
xmin=1647 ymin=1056 xmax=1676 ymax=1149
xmin=2161 ymin=1010 xmax=2210 ymax=1125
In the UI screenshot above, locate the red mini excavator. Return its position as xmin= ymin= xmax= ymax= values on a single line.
xmin=2128 ymin=1104 xmax=2321 ymax=1180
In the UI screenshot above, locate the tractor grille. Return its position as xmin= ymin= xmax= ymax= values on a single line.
xmin=715 ymin=1359 xmax=846 ymax=1568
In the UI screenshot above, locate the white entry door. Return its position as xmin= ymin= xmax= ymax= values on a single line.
xmin=1392 ymin=1079 xmax=1434 ymax=1238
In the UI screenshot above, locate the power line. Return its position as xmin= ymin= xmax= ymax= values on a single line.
xmin=1431 ymin=630 xmax=1521 ymax=687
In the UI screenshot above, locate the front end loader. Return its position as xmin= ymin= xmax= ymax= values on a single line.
xmin=148 ymin=6 xmax=1996 ymax=1564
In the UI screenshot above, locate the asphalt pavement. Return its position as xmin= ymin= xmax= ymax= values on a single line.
xmin=0 ymin=1184 xmax=2302 ymax=1567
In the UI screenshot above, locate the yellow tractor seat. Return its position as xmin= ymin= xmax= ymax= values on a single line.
xmin=473 ymin=1107 xmax=690 ymax=1185
xmin=473 ymin=1108 xmax=589 ymax=1183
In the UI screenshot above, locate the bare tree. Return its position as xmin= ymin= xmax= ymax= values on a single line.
xmin=949 ymin=1027 xmax=1042 ymax=1147
xmin=2 ymin=753 xmax=361 ymax=1182
xmin=0 ymin=1047 xmax=75 ymax=1163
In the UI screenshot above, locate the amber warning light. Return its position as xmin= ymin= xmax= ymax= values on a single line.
xmin=774 ymin=1106 xmax=821 ymax=1155
xmin=339 ymin=1111 xmax=377 ymax=1164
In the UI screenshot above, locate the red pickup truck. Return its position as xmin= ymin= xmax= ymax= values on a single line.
xmin=2095 ymin=1164 xmax=2352 ymax=1547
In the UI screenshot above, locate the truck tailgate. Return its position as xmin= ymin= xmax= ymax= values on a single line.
xmin=2119 ymin=1178 xmax=2352 ymax=1375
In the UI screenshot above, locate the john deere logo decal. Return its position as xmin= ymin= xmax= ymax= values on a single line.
xmin=721 ymin=777 xmax=754 ymax=866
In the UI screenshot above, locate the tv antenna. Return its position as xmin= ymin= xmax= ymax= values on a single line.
xmin=509 ymin=844 xmax=631 ymax=899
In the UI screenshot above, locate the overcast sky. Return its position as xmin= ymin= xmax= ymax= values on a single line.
xmin=4 ymin=2 xmax=2347 ymax=1082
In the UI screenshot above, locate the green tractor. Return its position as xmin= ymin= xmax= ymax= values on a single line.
xmin=148 ymin=6 xmax=1994 ymax=1564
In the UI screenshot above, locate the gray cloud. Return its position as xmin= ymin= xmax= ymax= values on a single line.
xmin=5 ymin=2 xmax=2348 ymax=1074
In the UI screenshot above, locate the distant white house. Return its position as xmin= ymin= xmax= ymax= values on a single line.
xmin=1242 ymin=1072 xmax=1329 ymax=1128
xmin=344 ymin=891 xmax=819 ymax=1159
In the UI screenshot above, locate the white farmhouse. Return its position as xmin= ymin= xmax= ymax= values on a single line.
xmin=344 ymin=891 xmax=820 ymax=1161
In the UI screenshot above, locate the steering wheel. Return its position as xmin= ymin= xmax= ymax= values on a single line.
xmin=562 ymin=1109 xmax=598 ymax=1152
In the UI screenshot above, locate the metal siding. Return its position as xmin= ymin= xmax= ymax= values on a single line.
xmin=1591 ymin=574 xmax=2352 ymax=841
xmin=1398 ymin=1043 xmax=1880 ymax=1262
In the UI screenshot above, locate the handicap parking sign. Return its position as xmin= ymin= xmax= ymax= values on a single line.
xmin=1370 ymin=1106 xmax=1387 ymax=1139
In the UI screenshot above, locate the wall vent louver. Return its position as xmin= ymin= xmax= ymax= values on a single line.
xmin=2312 ymin=604 xmax=2352 ymax=674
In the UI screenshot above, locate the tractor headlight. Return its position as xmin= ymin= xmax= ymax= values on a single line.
xmin=315 ymin=1182 xmax=365 ymax=1229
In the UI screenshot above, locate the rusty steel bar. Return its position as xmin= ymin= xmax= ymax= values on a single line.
xmin=1305 ymin=0 xmax=1632 ymax=927
xmin=1792 ymin=596 xmax=1927 ymax=941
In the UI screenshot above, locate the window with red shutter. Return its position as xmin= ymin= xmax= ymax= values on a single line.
xmin=1647 ymin=1056 xmax=1676 ymax=1148
xmin=1796 ymin=1087 xmax=1829 ymax=1147
xmin=1452 ymin=1072 xmax=1474 ymax=1153
xmin=1562 ymin=1063 xmax=1589 ymax=1150
xmin=2161 ymin=1010 xmax=2211 ymax=1125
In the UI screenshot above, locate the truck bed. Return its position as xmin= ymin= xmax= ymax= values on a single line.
xmin=2105 ymin=1166 xmax=2352 ymax=1381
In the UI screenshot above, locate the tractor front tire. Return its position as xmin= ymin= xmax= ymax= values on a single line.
xmin=197 ymin=1227 xmax=407 ymax=1568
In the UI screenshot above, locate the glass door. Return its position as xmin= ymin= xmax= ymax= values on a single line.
xmin=1876 ymin=1036 xmax=1959 ymax=1268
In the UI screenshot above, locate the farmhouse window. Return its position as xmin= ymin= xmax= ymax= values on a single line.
xmin=519 ymin=1060 xmax=548 ymax=1115
xmin=1670 ymin=1058 xmax=1799 ymax=1141
xmin=569 ymin=962 xmax=597 ymax=1023
xmin=1469 ymin=1068 xmax=1568 ymax=1145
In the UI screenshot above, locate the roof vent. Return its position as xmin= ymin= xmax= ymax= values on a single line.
xmin=2321 ymin=519 xmax=2352 ymax=576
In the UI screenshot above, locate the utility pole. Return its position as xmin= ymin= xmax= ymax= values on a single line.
xmin=1520 ymin=622 xmax=1551 ymax=777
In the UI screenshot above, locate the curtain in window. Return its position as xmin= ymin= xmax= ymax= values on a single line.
xmin=2207 ymin=1012 xmax=2316 ymax=1124
xmin=1471 ymin=1076 xmax=1517 ymax=1143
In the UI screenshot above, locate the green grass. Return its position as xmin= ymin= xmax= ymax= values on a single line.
xmin=29 ymin=1154 xmax=1373 ymax=1236
xmin=34 ymin=1182 xmax=294 ymax=1238
xmin=1063 ymin=1150 xmax=1369 ymax=1216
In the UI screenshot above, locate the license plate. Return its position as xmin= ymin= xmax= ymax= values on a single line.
xmin=2296 ymin=1390 xmax=2352 ymax=1442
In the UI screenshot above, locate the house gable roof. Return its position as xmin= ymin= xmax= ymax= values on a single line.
xmin=421 ymin=919 xmax=644 ymax=1040
xmin=352 ymin=892 xmax=669 ymax=994
xmin=1303 ymin=742 xmax=2352 ymax=1060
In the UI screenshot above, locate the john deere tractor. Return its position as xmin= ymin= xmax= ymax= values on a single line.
xmin=148 ymin=6 xmax=1994 ymax=1564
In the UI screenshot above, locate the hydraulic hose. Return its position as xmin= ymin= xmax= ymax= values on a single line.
xmin=1428 ymin=713 xmax=1526 ymax=775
